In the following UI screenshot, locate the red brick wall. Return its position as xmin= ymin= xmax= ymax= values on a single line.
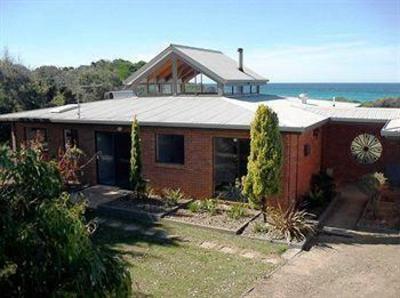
xmin=268 ymin=128 xmax=323 ymax=208
xmin=13 ymin=122 xmax=324 ymax=204
xmin=322 ymin=122 xmax=400 ymax=184
xmin=296 ymin=128 xmax=323 ymax=198
xmin=141 ymin=127 xmax=250 ymax=198
xmin=13 ymin=123 xmax=252 ymax=197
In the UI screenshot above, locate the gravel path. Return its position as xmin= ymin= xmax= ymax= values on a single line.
xmin=245 ymin=231 xmax=400 ymax=298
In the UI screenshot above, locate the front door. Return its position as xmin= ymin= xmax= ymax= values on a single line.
xmin=96 ymin=132 xmax=131 ymax=188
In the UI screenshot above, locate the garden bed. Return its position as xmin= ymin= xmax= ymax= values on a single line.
xmin=164 ymin=200 xmax=260 ymax=234
xmin=357 ymin=188 xmax=400 ymax=232
xmin=241 ymin=215 xmax=305 ymax=247
xmin=97 ymin=195 xmax=191 ymax=221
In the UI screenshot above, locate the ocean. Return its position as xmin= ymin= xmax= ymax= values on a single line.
xmin=260 ymin=83 xmax=400 ymax=102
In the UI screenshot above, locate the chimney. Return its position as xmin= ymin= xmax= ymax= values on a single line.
xmin=238 ymin=48 xmax=243 ymax=72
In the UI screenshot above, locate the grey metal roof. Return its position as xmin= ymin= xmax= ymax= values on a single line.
xmin=381 ymin=118 xmax=400 ymax=137
xmin=123 ymin=44 xmax=268 ymax=86
xmin=300 ymin=105 xmax=400 ymax=123
xmin=0 ymin=95 xmax=325 ymax=132
xmin=1 ymin=95 xmax=399 ymax=135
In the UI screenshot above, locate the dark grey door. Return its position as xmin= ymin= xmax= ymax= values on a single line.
xmin=96 ymin=132 xmax=130 ymax=188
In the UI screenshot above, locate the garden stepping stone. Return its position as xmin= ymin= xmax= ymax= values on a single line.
xmin=123 ymin=224 xmax=140 ymax=232
xmin=142 ymin=230 xmax=157 ymax=236
xmin=200 ymin=241 xmax=219 ymax=249
xmin=107 ymin=220 xmax=122 ymax=228
xmin=220 ymin=246 xmax=238 ymax=254
xmin=240 ymin=251 xmax=260 ymax=259
xmin=261 ymin=256 xmax=282 ymax=265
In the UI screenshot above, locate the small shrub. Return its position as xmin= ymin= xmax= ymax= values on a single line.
xmin=227 ymin=203 xmax=247 ymax=220
xmin=144 ymin=184 xmax=156 ymax=198
xmin=358 ymin=172 xmax=387 ymax=195
xmin=57 ymin=145 xmax=85 ymax=186
xmin=162 ymin=188 xmax=185 ymax=207
xmin=307 ymin=171 xmax=336 ymax=208
xmin=267 ymin=205 xmax=315 ymax=243
xmin=202 ymin=198 xmax=218 ymax=215
xmin=219 ymin=178 xmax=247 ymax=202
xmin=253 ymin=221 xmax=269 ymax=234
xmin=187 ymin=199 xmax=218 ymax=215
xmin=188 ymin=201 xmax=201 ymax=213
xmin=308 ymin=187 xmax=325 ymax=207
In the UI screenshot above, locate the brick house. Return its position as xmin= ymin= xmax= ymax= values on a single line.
xmin=1 ymin=44 xmax=399 ymax=207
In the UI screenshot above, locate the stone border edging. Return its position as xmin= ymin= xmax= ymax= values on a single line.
xmin=96 ymin=198 xmax=193 ymax=222
xmin=159 ymin=199 xmax=194 ymax=218
xmin=235 ymin=211 xmax=262 ymax=235
xmin=162 ymin=216 xmax=238 ymax=235
xmin=301 ymin=192 xmax=342 ymax=250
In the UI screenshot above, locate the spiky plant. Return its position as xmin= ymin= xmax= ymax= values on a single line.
xmin=162 ymin=188 xmax=185 ymax=207
xmin=267 ymin=205 xmax=315 ymax=243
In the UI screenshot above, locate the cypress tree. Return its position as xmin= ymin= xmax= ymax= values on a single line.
xmin=243 ymin=105 xmax=283 ymax=222
xmin=130 ymin=117 xmax=145 ymax=194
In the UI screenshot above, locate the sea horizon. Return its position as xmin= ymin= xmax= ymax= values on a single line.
xmin=261 ymin=82 xmax=400 ymax=102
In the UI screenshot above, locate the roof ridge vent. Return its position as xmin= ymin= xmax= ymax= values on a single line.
xmin=298 ymin=93 xmax=308 ymax=104
xmin=50 ymin=104 xmax=79 ymax=113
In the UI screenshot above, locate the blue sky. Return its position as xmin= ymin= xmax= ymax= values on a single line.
xmin=1 ymin=0 xmax=399 ymax=82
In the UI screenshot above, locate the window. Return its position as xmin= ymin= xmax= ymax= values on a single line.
xmin=26 ymin=128 xmax=48 ymax=151
xmin=156 ymin=134 xmax=184 ymax=164
xmin=64 ymin=129 xmax=79 ymax=149
xmin=243 ymin=85 xmax=251 ymax=94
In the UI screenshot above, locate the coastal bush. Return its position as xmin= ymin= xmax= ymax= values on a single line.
xmin=361 ymin=97 xmax=400 ymax=108
xmin=0 ymin=145 xmax=131 ymax=297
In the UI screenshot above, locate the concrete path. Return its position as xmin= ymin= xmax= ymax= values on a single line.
xmin=74 ymin=185 xmax=132 ymax=208
xmin=245 ymin=184 xmax=400 ymax=298
xmin=324 ymin=184 xmax=369 ymax=229
xmin=245 ymin=231 xmax=400 ymax=298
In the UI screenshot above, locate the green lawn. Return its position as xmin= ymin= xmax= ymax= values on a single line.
xmin=94 ymin=219 xmax=287 ymax=297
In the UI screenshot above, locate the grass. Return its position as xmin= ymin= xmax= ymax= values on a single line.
xmin=94 ymin=218 xmax=287 ymax=297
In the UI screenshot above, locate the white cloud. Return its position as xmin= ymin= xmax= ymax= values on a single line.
xmin=244 ymin=42 xmax=400 ymax=82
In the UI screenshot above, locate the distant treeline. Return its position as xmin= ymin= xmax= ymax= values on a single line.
xmin=360 ymin=97 xmax=400 ymax=108
xmin=0 ymin=53 xmax=145 ymax=141
xmin=0 ymin=52 xmax=145 ymax=115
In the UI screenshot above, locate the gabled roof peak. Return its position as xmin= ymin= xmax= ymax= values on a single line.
xmin=123 ymin=43 xmax=268 ymax=87
xmin=169 ymin=44 xmax=223 ymax=54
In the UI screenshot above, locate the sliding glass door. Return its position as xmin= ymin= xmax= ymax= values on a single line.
xmin=214 ymin=137 xmax=250 ymax=193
